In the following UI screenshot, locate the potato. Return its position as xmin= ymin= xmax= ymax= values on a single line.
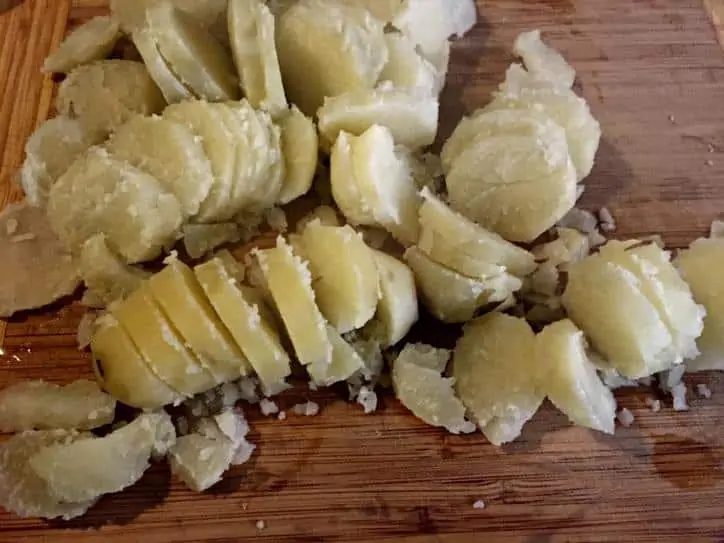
xmin=532 ymin=227 xmax=590 ymax=268
xmin=537 ymin=320 xmax=617 ymax=434
xmin=29 ymin=412 xmax=174 ymax=504
xmin=113 ymin=286 xmax=217 ymax=396
xmin=453 ymin=314 xmax=542 ymax=445
xmin=0 ymin=380 xmax=115 ymax=433
xmin=317 ymin=84 xmax=438 ymax=150
xmin=56 ymin=60 xmax=166 ymax=137
xmin=91 ymin=314 xmax=183 ymax=409
xmin=393 ymin=344 xmax=474 ymax=434
xmin=47 ymin=147 xmax=183 ymax=263
xmin=0 ymin=430 xmax=95 ymax=520
xmin=254 ymin=237 xmax=332 ymax=367
xmin=132 ymin=28 xmax=196 ymax=103
xmin=182 ymin=223 xmax=240 ymax=260
xmin=307 ymin=325 xmax=365 ymax=386
xmin=513 ymin=30 xmax=576 ymax=89
xmin=228 ymin=0 xmax=288 ymax=118
xmin=43 ymin=16 xmax=120 ymax=73
xmin=277 ymin=106 xmax=319 ymax=204
xmin=195 ymin=257 xmax=291 ymax=389
xmin=379 ymin=32 xmax=443 ymax=96
xmin=276 ymin=0 xmax=388 ymax=115
xmin=336 ymin=0 xmax=403 ymax=20
xmin=330 ymin=132 xmax=376 ymax=225
xmin=299 ymin=222 xmax=379 ymax=333
xmin=106 ymin=115 xmax=214 ymax=219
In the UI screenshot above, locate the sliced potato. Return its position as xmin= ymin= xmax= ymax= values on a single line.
xmin=132 ymin=28 xmax=196 ymax=103
xmin=109 ymin=0 xmax=161 ymax=33
xmin=453 ymin=313 xmax=542 ymax=446
xmin=532 ymin=226 xmax=590 ymax=268
xmin=168 ymin=432 xmax=236 ymax=492
xmin=182 ymin=223 xmax=240 ymax=260
xmin=330 ymin=131 xmax=376 ymax=225
xmin=43 ymin=16 xmax=120 ymax=73
xmin=277 ymin=106 xmax=318 ymax=204
xmin=513 ymin=30 xmax=575 ymax=89
xmin=379 ymin=32 xmax=442 ymax=95
xmin=308 ymin=325 xmax=365 ymax=386
xmin=336 ymin=0 xmax=403 ymax=20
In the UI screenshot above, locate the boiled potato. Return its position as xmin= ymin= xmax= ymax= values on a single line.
xmin=168 ymin=433 xmax=237 ymax=492
xmin=106 ymin=115 xmax=214 ymax=219
xmin=532 ymin=227 xmax=590 ymax=268
xmin=537 ymin=320 xmax=617 ymax=434
xmin=299 ymin=222 xmax=380 ymax=333
xmin=182 ymin=223 xmax=240 ymax=260
xmin=307 ymin=325 xmax=365 ymax=386
xmin=379 ymin=32 xmax=443 ymax=96
xmin=276 ymin=0 xmax=388 ymax=115
xmin=277 ymin=106 xmax=318 ymax=204
xmin=56 ymin=60 xmax=166 ymax=137
xmin=43 ymin=16 xmax=120 ymax=73
xmin=453 ymin=313 xmax=543 ymax=446
xmin=330 ymin=131 xmax=376 ymax=225
xmin=513 ymin=30 xmax=575 ymax=89
xmin=132 ymin=28 xmax=196 ymax=103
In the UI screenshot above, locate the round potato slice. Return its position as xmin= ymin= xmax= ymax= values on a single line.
xmin=43 ymin=16 xmax=121 ymax=74
xmin=453 ymin=313 xmax=543 ymax=446
xmin=379 ymin=32 xmax=442 ymax=96
xmin=307 ymin=325 xmax=365 ymax=386
xmin=277 ymin=106 xmax=318 ymax=204
xmin=330 ymin=131 xmax=376 ymax=225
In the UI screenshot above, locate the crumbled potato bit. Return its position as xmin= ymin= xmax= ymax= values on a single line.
xmin=513 ymin=30 xmax=576 ymax=89
xmin=183 ymin=223 xmax=241 ymax=260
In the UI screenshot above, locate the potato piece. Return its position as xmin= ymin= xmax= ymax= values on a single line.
xmin=277 ymin=106 xmax=318 ymax=204
xmin=0 ymin=430 xmax=95 ymax=520
xmin=91 ymin=315 xmax=183 ymax=409
xmin=106 ymin=115 xmax=214 ymax=219
xmin=537 ymin=320 xmax=617 ymax=434
xmin=182 ymin=223 xmax=240 ymax=260
xmin=132 ymin=28 xmax=196 ymax=103
xmin=113 ymin=286 xmax=217 ymax=396
xmin=195 ymin=257 xmax=291 ymax=389
xmin=318 ymin=85 xmax=438 ymax=150
xmin=0 ymin=380 xmax=115 ymax=433
xmin=47 ymin=147 xmax=183 ymax=263
xmin=513 ymin=30 xmax=575 ymax=89
xmin=393 ymin=344 xmax=474 ymax=434
xmin=330 ymin=132 xmax=376 ymax=225
xmin=29 ymin=412 xmax=173 ymax=504
xmin=379 ymin=32 xmax=443 ymax=95
xmin=56 ymin=60 xmax=165 ymax=137
xmin=296 ymin=205 xmax=341 ymax=233
xmin=299 ymin=223 xmax=379 ymax=333
xmin=43 ymin=16 xmax=120 ymax=73
xmin=308 ymin=325 xmax=365 ymax=386
xmin=453 ymin=314 xmax=542 ymax=445
xmin=254 ymin=237 xmax=332 ymax=367
xmin=0 ymin=203 xmax=80 ymax=318
xmin=336 ymin=0 xmax=403 ymax=20
xmin=110 ymin=0 xmax=161 ymax=33
xmin=532 ymin=227 xmax=590 ymax=268
xmin=562 ymin=251 xmax=676 ymax=378
xmin=276 ymin=0 xmax=388 ymax=115
xmin=228 ymin=0 xmax=287 ymax=117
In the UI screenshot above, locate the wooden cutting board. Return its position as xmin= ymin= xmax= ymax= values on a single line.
xmin=1 ymin=1 xmax=724 ymax=541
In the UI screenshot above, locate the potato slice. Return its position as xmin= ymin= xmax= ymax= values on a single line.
xmin=453 ymin=314 xmax=542 ymax=446
xmin=277 ymin=106 xmax=318 ymax=204
xmin=562 ymin=251 xmax=676 ymax=378
xmin=393 ymin=344 xmax=474 ymax=434
xmin=317 ymin=85 xmax=438 ymax=150
xmin=513 ymin=30 xmax=575 ymax=89
xmin=149 ymin=259 xmax=250 ymax=384
xmin=254 ymin=237 xmax=332 ymax=367
xmin=379 ymin=32 xmax=443 ymax=96
xmin=132 ymin=28 xmax=196 ymax=103
xmin=228 ymin=0 xmax=288 ymax=117
xmin=195 ymin=257 xmax=291 ymax=389
xmin=47 ymin=147 xmax=183 ymax=263
xmin=113 ymin=286 xmax=217 ymax=396
xmin=330 ymin=131 xmax=376 ymax=225
xmin=106 ymin=115 xmax=214 ymax=219
xmin=276 ymin=0 xmax=388 ymax=115
xmin=300 ymin=222 xmax=379 ymax=333
xmin=0 ymin=380 xmax=115 ymax=433
xmin=307 ymin=325 xmax=365 ymax=386
xmin=56 ymin=60 xmax=166 ymax=137
xmin=29 ymin=412 xmax=173 ymax=504
xmin=0 ymin=430 xmax=95 ymax=520
xmin=537 ymin=320 xmax=617 ymax=434
xmin=336 ymin=0 xmax=403 ymax=20
xmin=182 ymin=223 xmax=240 ymax=260
xmin=91 ymin=314 xmax=183 ymax=409
xmin=43 ymin=16 xmax=120 ymax=73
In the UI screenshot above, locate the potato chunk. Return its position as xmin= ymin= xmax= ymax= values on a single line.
xmin=513 ymin=30 xmax=576 ymax=89
xmin=453 ymin=314 xmax=542 ymax=445
xmin=43 ymin=16 xmax=120 ymax=73
xmin=329 ymin=132 xmax=376 ymax=225
xmin=379 ymin=32 xmax=443 ymax=96
xmin=307 ymin=325 xmax=365 ymax=386
xmin=132 ymin=28 xmax=196 ymax=103
xmin=277 ymin=106 xmax=319 ymax=204
xmin=182 ymin=223 xmax=240 ymax=260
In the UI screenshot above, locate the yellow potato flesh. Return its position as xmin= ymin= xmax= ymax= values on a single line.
xmin=168 ymin=433 xmax=236 ymax=492
xmin=43 ymin=16 xmax=121 ymax=74
xmin=330 ymin=131 xmax=376 ymax=225
xmin=307 ymin=325 xmax=365 ymax=386
xmin=132 ymin=28 xmax=196 ymax=103
xmin=379 ymin=32 xmax=442 ymax=96
xmin=277 ymin=106 xmax=319 ymax=204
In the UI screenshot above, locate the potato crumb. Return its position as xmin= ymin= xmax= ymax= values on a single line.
xmin=219 ymin=382 xmax=242 ymax=407
xmin=557 ymin=208 xmax=598 ymax=234
xmin=5 ymin=218 xmax=18 ymax=236
xmin=11 ymin=233 xmax=37 ymax=243
xmin=645 ymin=397 xmax=662 ymax=412
xmin=237 ymin=377 xmax=260 ymax=404
xmin=357 ymin=386 xmax=378 ymax=414
xmin=671 ymin=382 xmax=689 ymax=411
xmin=706 ymin=159 xmax=714 ymax=167
xmin=696 ymin=383 xmax=712 ymax=399
xmin=265 ymin=206 xmax=288 ymax=232
xmin=76 ymin=311 xmax=99 ymax=350
xmin=256 ymin=520 xmax=266 ymax=530
xmin=277 ymin=411 xmax=287 ymax=421
xmin=709 ymin=220 xmax=724 ymax=239
xmin=473 ymin=500 xmax=486 ymax=510
xmin=259 ymin=398 xmax=279 ymax=416
xmin=598 ymin=207 xmax=616 ymax=232
xmin=292 ymin=401 xmax=320 ymax=416
xmin=617 ymin=408 xmax=635 ymax=427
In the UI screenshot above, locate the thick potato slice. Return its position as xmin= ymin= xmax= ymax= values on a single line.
xmin=330 ymin=131 xmax=376 ymax=225
xmin=182 ymin=223 xmax=240 ymax=260
xmin=228 ymin=0 xmax=287 ymax=117
xmin=0 ymin=380 xmax=115 ymax=433
xmin=195 ymin=257 xmax=291 ymax=389
xmin=277 ymin=106 xmax=318 ymax=204
xmin=43 ymin=16 xmax=120 ymax=73
xmin=132 ymin=28 xmax=196 ymax=103
xmin=307 ymin=325 xmax=365 ymax=386
xmin=106 ymin=115 xmax=214 ymax=219
xmin=513 ymin=30 xmax=575 ymax=89
xmin=276 ymin=0 xmax=388 ymax=115
xmin=254 ymin=237 xmax=332 ymax=367
xmin=300 ymin=222 xmax=380 ymax=333
xmin=113 ymin=286 xmax=217 ymax=396
xmin=379 ymin=32 xmax=442 ymax=96
xmin=537 ymin=320 xmax=617 ymax=434
xmin=453 ymin=314 xmax=542 ymax=445
xmin=47 ymin=147 xmax=183 ymax=263
xmin=318 ymin=85 xmax=438 ymax=150
xmin=56 ymin=60 xmax=165 ymax=137
xmin=393 ymin=344 xmax=474 ymax=434
xmin=91 ymin=314 xmax=183 ymax=409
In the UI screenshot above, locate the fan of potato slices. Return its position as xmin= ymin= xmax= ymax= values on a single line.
xmin=0 ymin=0 xmax=722 ymax=521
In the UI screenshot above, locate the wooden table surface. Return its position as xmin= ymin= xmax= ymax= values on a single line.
xmin=2 ymin=1 xmax=724 ymax=541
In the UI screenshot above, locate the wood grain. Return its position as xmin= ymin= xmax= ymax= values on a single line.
xmin=2 ymin=1 xmax=724 ymax=541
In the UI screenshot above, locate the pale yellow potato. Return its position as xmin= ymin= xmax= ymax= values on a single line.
xmin=277 ymin=106 xmax=318 ymax=204
xmin=47 ymin=147 xmax=183 ymax=263
xmin=110 ymin=0 xmax=161 ymax=33
xmin=111 ymin=0 xmax=227 ymax=36
xmin=532 ymin=227 xmax=590 ymax=268
xmin=379 ymin=32 xmax=442 ymax=95
xmin=300 ymin=222 xmax=379 ymax=333
xmin=106 ymin=115 xmax=214 ymax=219
xmin=182 ymin=223 xmax=240 ymax=260
xmin=195 ymin=257 xmax=291 ymax=388
xmin=228 ymin=0 xmax=288 ymax=117
xmin=168 ymin=433 xmax=237 ymax=492
xmin=307 ymin=325 xmax=365 ymax=386
xmin=254 ymin=237 xmax=332 ymax=366
xmin=91 ymin=314 xmax=183 ymax=409
xmin=537 ymin=320 xmax=617 ymax=434
xmin=56 ymin=60 xmax=165 ymax=137
xmin=276 ymin=0 xmax=388 ymax=115
xmin=43 ymin=16 xmax=120 ymax=73
xmin=132 ymin=28 xmax=196 ymax=103
xmin=336 ymin=0 xmax=403 ymax=20
xmin=113 ymin=286 xmax=217 ymax=396
xmin=317 ymin=85 xmax=438 ymax=150
xmin=296 ymin=206 xmax=341 ymax=233
xmin=0 ymin=380 xmax=115 ymax=433
xmin=513 ymin=30 xmax=576 ymax=89
xmin=453 ymin=313 xmax=542 ymax=446
xmin=330 ymin=131 xmax=376 ymax=225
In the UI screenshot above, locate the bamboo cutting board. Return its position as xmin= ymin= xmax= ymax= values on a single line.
xmin=1 ymin=1 xmax=724 ymax=541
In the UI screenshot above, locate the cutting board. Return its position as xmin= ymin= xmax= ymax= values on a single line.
xmin=1 ymin=1 xmax=724 ymax=541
